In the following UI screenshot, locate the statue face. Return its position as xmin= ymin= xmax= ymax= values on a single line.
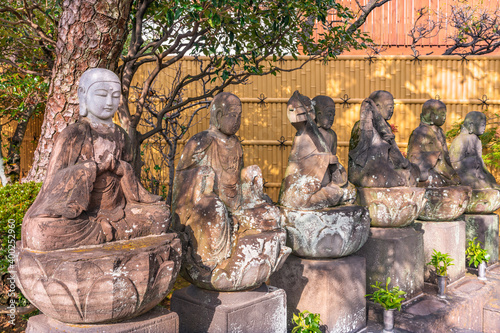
xmin=377 ymin=97 xmax=394 ymax=120
xmin=431 ymin=107 xmax=447 ymax=127
xmin=474 ymin=118 xmax=486 ymax=135
xmin=86 ymin=81 xmax=121 ymax=121
xmin=217 ymin=98 xmax=242 ymax=136
xmin=316 ymin=102 xmax=335 ymax=129
xmin=287 ymin=99 xmax=314 ymax=124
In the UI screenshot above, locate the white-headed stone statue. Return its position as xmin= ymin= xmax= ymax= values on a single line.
xmin=171 ymin=92 xmax=290 ymax=291
xmin=15 ymin=68 xmax=181 ymax=326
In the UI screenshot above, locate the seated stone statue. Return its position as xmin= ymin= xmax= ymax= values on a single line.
xmin=407 ymin=99 xmax=461 ymax=187
xmin=278 ymin=92 xmax=369 ymax=259
xmin=279 ymin=92 xmax=353 ymax=210
xmin=22 ymin=69 xmax=170 ymax=251
xmin=348 ymin=90 xmax=419 ymax=188
xmin=16 ymin=68 xmax=181 ymax=325
xmin=450 ymin=111 xmax=499 ymax=189
xmin=172 ymin=92 xmax=290 ymax=291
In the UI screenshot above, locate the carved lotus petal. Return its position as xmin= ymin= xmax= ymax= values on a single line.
xmin=466 ymin=189 xmax=500 ymax=213
xmin=418 ymin=186 xmax=471 ymax=221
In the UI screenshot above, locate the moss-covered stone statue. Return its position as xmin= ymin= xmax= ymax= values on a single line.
xmin=278 ymin=91 xmax=369 ymax=258
xmin=15 ymin=68 xmax=181 ymax=325
xmin=407 ymin=99 xmax=470 ymax=220
xmin=171 ymin=92 xmax=290 ymax=291
xmin=449 ymin=111 xmax=500 ymax=213
xmin=348 ymin=90 xmax=426 ymax=227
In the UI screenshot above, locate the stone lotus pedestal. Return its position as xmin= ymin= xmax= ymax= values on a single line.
xmin=460 ymin=213 xmax=499 ymax=264
xmin=356 ymin=187 xmax=426 ymax=227
xmin=15 ymin=234 xmax=181 ymax=324
xmin=416 ymin=220 xmax=466 ymax=284
xmin=280 ymin=205 xmax=370 ymax=258
xmin=465 ymin=189 xmax=500 ymax=214
xmin=270 ymin=254 xmax=366 ymax=333
xmin=171 ymin=284 xmax=286 ymax=333
xmin=418 ymin=186 xmax=471 ymax=221
xmin=357 ymin=227 xmax=425 ymax=299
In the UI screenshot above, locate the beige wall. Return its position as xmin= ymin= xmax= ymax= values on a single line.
xmin=8 ymin=55 xmax=500 ymax=202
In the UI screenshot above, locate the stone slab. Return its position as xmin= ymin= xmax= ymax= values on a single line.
xmin=417 ymin=220 xmax=466 ymax=284
xmin=367 ymin=274 xmax=499 ymax=332
xmin=460 ymin=213 xmax=499 ymax=265
xmin=170 ymin=284 xmax=286 ymax=333
xmin=25 ymin=307 xmax=178 ymax=333
xmin=269 ymin=254 xmax=366 ymax=333
xmin=356 ymin=226 xmax=424 ymax=299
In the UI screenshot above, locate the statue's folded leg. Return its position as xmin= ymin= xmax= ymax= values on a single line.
xmin=114 ymin=202 xmax=171 ymax=240
xmin=22 ymin=214 xmax=105 ymax=251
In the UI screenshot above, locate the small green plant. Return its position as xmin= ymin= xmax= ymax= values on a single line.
xmin=292 ymin=310 xmax=322 ymax=333
xmin=466 ymin=237 xmax=490 ymax=268
xmin=365 ymin=277 xmax=406 ymax=311
xmin=426 ymin=250 xmax=454 ymax=276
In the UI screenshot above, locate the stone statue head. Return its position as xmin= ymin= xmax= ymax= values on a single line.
xmin=312 ymin=95 xmax=335 ymax=130
xmin=78 ymin=68 xmax=121 ymax=123
xmin=287 ymin=91 xmax=315 ymax=124
xmin=209 ymin=92 xmax=242 ymax=136
xmin=463 ymin=111 xmax=486 ymax=135
xmin=369 ymin=90 xmax=394 ymax=120
xmin=421 ymin=99 xmax=447 ymax=126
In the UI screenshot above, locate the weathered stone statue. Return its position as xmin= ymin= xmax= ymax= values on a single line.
xmin=407 ymin=99 xmax=460 ymax=187
xmin=450 ymin=111 xmax=500 ymax=213
xmin=277 ymin=92 xmax=369 ymax=258
xmin=406 ymin=99 xmax=470 ymax=221
xmin=15 ymin=68 xmax=181 ymax=325
xmin=349 ymin=91 xmax=419 ymax=188
xmin=348 ymin=91 xmax=426 ymax=227
xmin=171 ymin=92 xmax=290 ymax=291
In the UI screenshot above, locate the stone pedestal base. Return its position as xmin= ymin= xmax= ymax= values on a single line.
xmin=25 ymin=307 xmax=178 ymax=333
xmin=170 ymin=284 xmax=286 ymax=333
xmin=269 ymin=254 xmax=366 ymax=333
xmin=460 ymin=213 xmax=499 ymax=264
xmin=357 ymin=227 xmax=424 ymax=299
xmin=417 ymin=220 xmax=466 ymax=284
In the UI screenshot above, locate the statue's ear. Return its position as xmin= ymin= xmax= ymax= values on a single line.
xmin=216 ymin=109 xmax=223 ymax=128
xmin=78 ymin=87 xmax=87 ymax=117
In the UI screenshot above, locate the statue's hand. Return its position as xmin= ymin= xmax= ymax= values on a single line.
xmin=97 ymin=151 xmax=118 ymax=175
xmin=360 ymin=99 xmax=375 ymax=122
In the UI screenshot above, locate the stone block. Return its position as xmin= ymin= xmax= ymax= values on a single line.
xmin=170 ymin=284 xmax=286 ymax=333
xmin=461 ymin=213 xmax=499 ymax=265
xmin=269 ymin=255 xmax=366 ymax=333
xmin=417 ymin=220 xmax=466 ymax=283
xmin=25 ymin=307 xmax=178 ymax=333
xmin=356 ymin=227 xmax=424 ymax=299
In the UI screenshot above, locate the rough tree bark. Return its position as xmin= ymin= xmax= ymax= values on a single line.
xmin=24 ymin=0 xmax=133 ymax=183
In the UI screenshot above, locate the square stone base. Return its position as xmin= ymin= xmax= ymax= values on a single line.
xmin=460 ymin=213 xmax=499 ymax=265
xmin=417 ymin=220 xmax=466 ymax=284
xmin=25 ymin=307 xmax=178 ymax=333
xmin=357 ymin=226 xmax=424 ymax=299
xmin=170 ymin=284 xmax=286 ymax=333
xmin=269 ymin=254 xmax=366 ymax=333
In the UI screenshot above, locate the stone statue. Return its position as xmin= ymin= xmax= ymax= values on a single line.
xmin=407 ymin=99 xmax=461 ymax=187
xmin=405 ymin=99 xmax=471 ymax=221
xmin=449 ymin=111 xmax=500 ymax=213
xmin=171 ymin=92 xmax=290 ymax=291
xmin=15 ymin=68 xmax=181 ymax=325
xmin=450 ymin=111 xmax=499 ymax=189
xmin=348 ymin=90 xmax=426 ymax=227
xmin=278 ymin=91 xmax=369 ymax=258
xmin=279 ymin=92 xmax=354 ymax=210
xmin=348 ymin=90 xmax=420 ymax=188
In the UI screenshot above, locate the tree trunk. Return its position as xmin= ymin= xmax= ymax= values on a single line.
xmin=24 ymin=0 xmax=133 ymax=183
xmin=0 ymin=125 xmax=8 ymax=186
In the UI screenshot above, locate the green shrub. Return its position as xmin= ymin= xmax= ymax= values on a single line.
xmin=0 ymin=182 xmax=41 ymax=274
xmin=292 ymin=310 xmax=322 ymax=333
xmin=466 ymin=237 xmax=490 ymax=268
xmin=365 ymin=277 xmax=406 ymax=311
xmin=426 ymin=250 xmax=454 ymax=276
